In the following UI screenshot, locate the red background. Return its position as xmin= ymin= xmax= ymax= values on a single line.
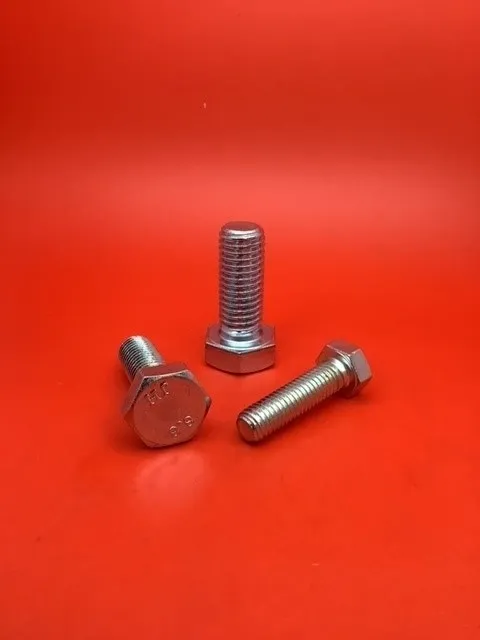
xmin=1 ymin=1 xmax=479 ymax=638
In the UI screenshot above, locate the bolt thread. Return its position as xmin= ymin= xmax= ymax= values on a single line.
xmin=118 ymin=336 xmax=165 ymax=382
xmin=237 ymin=357 xmax=353 ymax=442
xmin=219 ymin=222 xmax=264 ymax=339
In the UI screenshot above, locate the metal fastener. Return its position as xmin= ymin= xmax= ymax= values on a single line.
xmin=237 ymin=341 xmax=372 ymax=442
xmin=205 ymin=221 xmax=275 ymax=374
xmin=119 ymin=336 xmax=211 ymax=447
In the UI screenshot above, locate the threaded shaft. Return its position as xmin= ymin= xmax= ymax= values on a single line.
xmin=219 ymin=221 xmax=264 ymax=340
xmin=237 ymin=357 xmax=354 ymax=442
xmin=118 ymin=336 xmax=165 ymax=382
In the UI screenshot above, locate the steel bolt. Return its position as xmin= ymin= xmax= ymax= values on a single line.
xmin=205 ymin=221 xmax=276 ymax=374
xmin=237 ymin=341 xmax=372 ymax=442
xmin=119 ymin=336 xmax=211 ymax=447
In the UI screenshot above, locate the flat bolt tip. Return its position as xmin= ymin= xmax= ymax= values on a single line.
xmin=221 ymin=221 xmax=264 ymax=238
xmin=237 ymin=415 xmax=262 ymax=443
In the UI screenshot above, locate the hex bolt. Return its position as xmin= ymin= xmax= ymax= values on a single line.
xmin=205 ymin=221 xmax=276 ymax=374
xmin=237 ymin=341 xmax=372 ymax=443
xmin=119 ymin=336 xmax=211 ymax=448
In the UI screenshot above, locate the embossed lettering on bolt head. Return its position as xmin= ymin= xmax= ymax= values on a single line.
xmin=121 ymin=363 xmax=211 ymax=447
xmin=205 ymin=324 xmax=276 ymax=374
xmin=316 ymin=341 xmax=372 ymax=397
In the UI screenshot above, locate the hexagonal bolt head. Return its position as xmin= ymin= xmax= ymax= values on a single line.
xmin=205 ymin=324 xmax=276 ymax=374
xmin=316 ymin=341 xmax=372 ymax=397
xmin=121 ymin=363 xmax=211 ymax=447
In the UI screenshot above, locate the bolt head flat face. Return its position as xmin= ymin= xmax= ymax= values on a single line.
xmin=205 ymin=324 xmax=276 ymax=374
xmin=122 ymin=363 xmax=211 ymax=447
xmin=317 ymin=341 xmax=372 ymax=397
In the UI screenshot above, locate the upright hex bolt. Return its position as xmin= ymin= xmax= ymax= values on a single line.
xmin=205 ymin=221 xmax=276 ymax=374
xmin=119 ymin=336 xmax=211 ymax=447
xmin=237 ymin=341 xmax=372 ymax=442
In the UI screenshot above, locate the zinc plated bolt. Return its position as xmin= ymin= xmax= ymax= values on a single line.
xmin=119 ymin=336 xmax=211 ymax=447
xmin=205 ymin=221 xmax=276 ymax=374
xmin=237 ymin=341 xmax=372 ymax=443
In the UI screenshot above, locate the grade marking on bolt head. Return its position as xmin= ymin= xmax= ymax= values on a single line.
xmin=170 ymin=416 xmax=195 ymax=439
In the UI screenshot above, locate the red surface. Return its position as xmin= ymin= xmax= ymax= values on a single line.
xmin=1 ymin=1 xmax=479 ymax=638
